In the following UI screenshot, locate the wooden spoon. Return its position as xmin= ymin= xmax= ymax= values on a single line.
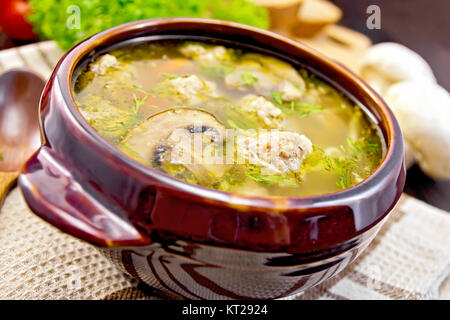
xmin=0 ymin=69 xmax=44 ymax=206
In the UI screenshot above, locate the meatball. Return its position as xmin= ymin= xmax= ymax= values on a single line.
xmin=168 ymin=75 xmax=219 ymax=104
xmin=90 ymin=54 xmax=119 ymax=75
xmin=179 ymin=44 xmax=228 ymax=64
xmin=278 ymin=80 xmax=302 ymax=101
xmin=237 ymin=131 xmax=313 ymax=174
xmin=240 ymin=94 xmax=284 ymax=128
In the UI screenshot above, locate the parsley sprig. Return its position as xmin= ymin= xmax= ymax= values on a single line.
xmin=28 ymin=0 xmax=269 ymax=50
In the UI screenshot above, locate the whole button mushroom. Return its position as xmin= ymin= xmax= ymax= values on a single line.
xmin=385 ymin=81 xmax=450 ymax=180
xmin=358 ymin=42 xmax=450 ymax=179
xmin=358 ymin=42 xmax=436 ymax=95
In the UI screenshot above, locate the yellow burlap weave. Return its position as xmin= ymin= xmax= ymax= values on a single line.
xmin=0 ymin=188 xmax=449 ymax=300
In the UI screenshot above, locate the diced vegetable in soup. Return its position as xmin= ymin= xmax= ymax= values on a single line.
xmin=73 ymin=41 xmax=384 ymax=197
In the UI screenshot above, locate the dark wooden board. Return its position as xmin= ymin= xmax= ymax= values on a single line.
xmin=333 ymin=0 xmax=449 ymax=211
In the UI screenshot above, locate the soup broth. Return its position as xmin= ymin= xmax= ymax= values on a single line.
xmin=73 ymin=40 xmax=384 ymax=197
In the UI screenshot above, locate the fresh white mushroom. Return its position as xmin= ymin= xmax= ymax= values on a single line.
xmin=358 ymin=42 xmax=450 ymax=179
xmin=385 ymin=81 xmax=450 ymax=180
xmin=358 ymin=43 xmax=436 ymax=95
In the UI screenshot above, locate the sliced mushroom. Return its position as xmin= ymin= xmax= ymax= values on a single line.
xmin=224 ymin=65 xmax=277 ymax=93
xmin=224 ymin=54 xmax=305 ymax=100
xmin=242 ymin=53 xmax=306 ymax=91
xmin=122 ymin=108 xmax=230 ymax=184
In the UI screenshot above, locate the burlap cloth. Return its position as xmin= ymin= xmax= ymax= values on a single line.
xmin=0 ymin=41 xmax=449 ymax=300
xmin=0 ymin=187 xmax=448 ymax=300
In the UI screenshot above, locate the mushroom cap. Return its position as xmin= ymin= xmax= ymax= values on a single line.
xmin=122 ymin=108 xmax=225 ymax=165
xmin=359 ymin=43 xmax=436 ymax=95
xmin=385 ymin=81 xmax=450 ymax=180
xmin=403 ymin=140 xmax=417 ymax=170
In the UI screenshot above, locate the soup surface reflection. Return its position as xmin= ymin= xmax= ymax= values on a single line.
xmin=73 ymin=41 xmax=384 ymax=197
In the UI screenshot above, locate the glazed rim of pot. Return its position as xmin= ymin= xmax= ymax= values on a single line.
xmin=51 ymin=18 xmax=403 ymax=212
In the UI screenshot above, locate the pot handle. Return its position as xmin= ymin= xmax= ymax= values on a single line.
xmin=19 ymin=147 xmax=151 ymax=247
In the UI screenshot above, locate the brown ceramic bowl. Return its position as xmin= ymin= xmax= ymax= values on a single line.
xmin=19 ymin=18 xmax=405 ymax=300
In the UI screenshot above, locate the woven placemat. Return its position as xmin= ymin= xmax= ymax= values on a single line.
xmin=0 ymin=187 xmax=449 ymax=300
xmin=0 ymin=42 xmax=449 ymax=300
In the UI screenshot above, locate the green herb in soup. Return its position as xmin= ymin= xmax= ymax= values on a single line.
xmin=73 ymin=41 xmax=384 ymax=197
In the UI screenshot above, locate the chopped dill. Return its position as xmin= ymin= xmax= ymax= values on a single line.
xmin=294 ymin=83 xmax=303 ymax=92
xmin=160 ymin=72 xmax=180 ymax=80
xmin=271 ymin=94 xmax=323 ymax=118
xmin=346 ymin=137 xmax=381 ymax=157
xmin=332 ymin=157 xmax=357 ymax=189
xmin=302 ymin=144 xmax=362 ymax=190
xmin=295 ymin=102 xmax=323 ymax=117
xmin=131 ymin=94 xmax=147 ymax=114
xmin=132 ymin=85 xmax=151 ymax=95
xmin=245 ymin=167 xmax=300 ymax=187
xmin=225 ymin=107 xmax=260 ymax=129
xmin=119 ymin=142 xmax=140 ymax=158
xmin=270 ymin=91 xmax=283 ymax=105
xmin=240 ymin=71 xmax=259 ymax=85
xmin=200 ymin=64 xmax=234 ymax=78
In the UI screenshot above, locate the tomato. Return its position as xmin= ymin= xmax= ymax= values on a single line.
xmin=0 ymin=0 xmax=37 ymax=40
